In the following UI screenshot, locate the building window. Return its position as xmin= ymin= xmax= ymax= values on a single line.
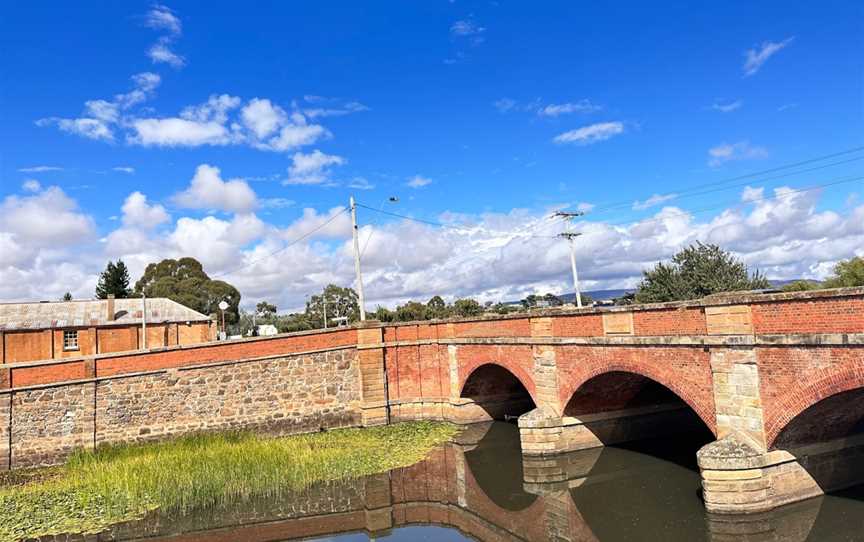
xmin=63 ymin=330 xmax=79 ymax=351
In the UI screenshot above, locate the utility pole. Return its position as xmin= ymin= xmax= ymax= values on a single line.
xmin=350 ymin=196 xmax=367 ymax=321
xmin=554 ymin=211 xmax=585 ymax=308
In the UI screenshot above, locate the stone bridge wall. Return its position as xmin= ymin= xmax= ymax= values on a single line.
xmin=1 ymin=287 xmax=862 ymax=514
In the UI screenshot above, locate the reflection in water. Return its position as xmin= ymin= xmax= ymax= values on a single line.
xmin=42 ymin=422 xmax=864 ymax=542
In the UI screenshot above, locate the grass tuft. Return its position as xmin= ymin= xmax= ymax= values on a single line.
xmin=0 ymin=421 xmax=457 ymax=541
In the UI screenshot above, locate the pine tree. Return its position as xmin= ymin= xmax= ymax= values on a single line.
xmin=95 ymin=259 xmax=133 ymax=299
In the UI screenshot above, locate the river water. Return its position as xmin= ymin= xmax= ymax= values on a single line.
xmin=47 ymin=422 xmax=864 ymax=542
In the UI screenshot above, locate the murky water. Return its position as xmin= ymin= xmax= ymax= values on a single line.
xmin=45 ymin=422 xmax=864 ymax=541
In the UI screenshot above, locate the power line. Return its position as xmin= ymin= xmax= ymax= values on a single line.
xmin=212 ymin=207 xmax=349 ymax=279
xmin=562 ymin=172 xmax=864 ymax=239
xmin=578 ymin=144 xmax=864 ymax=216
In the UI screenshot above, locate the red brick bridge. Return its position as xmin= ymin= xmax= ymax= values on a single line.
xmin=2 ymin=287 xmax=863 ymax=514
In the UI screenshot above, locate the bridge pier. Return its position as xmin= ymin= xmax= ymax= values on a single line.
xmin=517 ymin=404 xmax=704 ymax=456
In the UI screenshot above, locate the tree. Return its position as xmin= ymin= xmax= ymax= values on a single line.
xmin=823 ymin=256 xmax=864 ymax=288
xmin=372 ymin=305 xmax=395 ymax=322
xmin=426 ymin=295 xmax=449 ymax=319
xmin=635 ymin=242 xmax=770 ymax=303
xmin=781 ymin=280 xmax=822 ymax=292
xmin=452 ymin=298 xmax=483 ymax=317
xmin=61 ymin=292 xmax=73 ymax=301
xmin=543 ymin=293 xmax=564 ymax=307
xmin=396 ymin=301 xmax=428 ymax=322
xmin=133 ymin=257 xmax=241 ymax=324
xmin=256 ymin=301 xmax=277 ymax=322
xmin=305 ymin=284 xmax=359 ymax=328
xmin=95 ymin=259 xmax=132 ymax=299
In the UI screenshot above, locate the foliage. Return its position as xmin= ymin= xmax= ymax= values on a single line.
xmin=0 ymin=422 xmax=457 ymax=541
xmin=396 ymin=301 xmax=428 ymax=321
xmin=305 ymin=284 xmax=359 ymax=327
xmin=61 ymin=292 xmax=73 ymax=301
xmin=95 ymin=260 xmax=132 ymax=299
xmin=452 ymin=298 xmax=483 ymax=317
xmin=781 ymin=280 xmax=822 ymax=292
xmin=372 ymin=305 xmax=395 ymax=322
xmin=133 ymin=257 xmax=241 ymax=324
xmin=426 ymin=296 xmax=448 ymax=319
xmin=635 ymin=242 xmax=770 ymax=303
xmin=489 ymin=302 xmax=521 ymax=315
xmin=256 ymin=301 xmax=277 ymax=320
xmin=823 ymin=256 xmax=864 ymax=288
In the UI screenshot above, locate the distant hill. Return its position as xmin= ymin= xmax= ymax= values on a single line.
xmin=516 ymin=279 xmax=806 ymax=305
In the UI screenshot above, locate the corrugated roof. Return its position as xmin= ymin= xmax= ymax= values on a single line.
xmin=0 ymin=298 xmax=212 ymax=331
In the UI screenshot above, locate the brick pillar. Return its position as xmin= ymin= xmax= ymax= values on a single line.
xmin=357 ymin=325 xmax=388 ymax=426
xmin=710 ymin=348 xmax=766 ymax=449
xmin=519 ymin=317 xmax=569 ymax=455
xmin=0 ymin=331 xmax=5 ymax=363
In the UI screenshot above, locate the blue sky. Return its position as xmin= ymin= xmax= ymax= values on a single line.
xmin=1 ymin=2 xmax=863 ymax=310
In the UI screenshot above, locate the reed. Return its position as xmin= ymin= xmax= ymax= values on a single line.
xmin=0 ymin=421 xmax=457 ymax=541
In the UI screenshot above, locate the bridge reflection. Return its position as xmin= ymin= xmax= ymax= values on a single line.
xmin=49 ymin=423 xmax=864 ymax=542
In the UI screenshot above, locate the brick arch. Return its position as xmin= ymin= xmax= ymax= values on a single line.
xmin=558 ymin=362 xmax=716 ymax=434
xmin=766 ymin=365 xmax=864 ymax=448
xmin=459 ymin=359 xmax=539 ymax=406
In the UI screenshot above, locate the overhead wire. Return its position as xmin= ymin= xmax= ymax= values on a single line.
xmin=212 ymin=207 xmax=349 ymax=279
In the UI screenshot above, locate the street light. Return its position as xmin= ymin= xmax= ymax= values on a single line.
xmin=218 ymin=300 xmax=229 ymax=339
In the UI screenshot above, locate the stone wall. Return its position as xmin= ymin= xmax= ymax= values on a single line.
xmin=3 ymin=348 xmax=361 ymax=468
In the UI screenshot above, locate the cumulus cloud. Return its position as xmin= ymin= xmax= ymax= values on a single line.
xmin=241 ymin=98 xmax=287 ymax=139
xmin=708 ymin=141 xmax=768 ymax=167
xmin=284 ymin=150 xmax=345 ymax=185
xmin=22 ymin=179 xmax=42 ymax=192
xmin=2 ymin=179 xmax=862 ymax=313
xmin=173 ymin=164 xmax=258 ymax=213
xmin=743 ymin=37 xmax=794 ymax=76
xmin=37 ymin=72 xmax=161 ymax=141
xmin=121 ymin=191 xmax=169 ymax=229
xmin=554 ymin=122 xmax=625 ymax=145
xmin=144 ymin=5 xmax=184 ymax=68
xmin=0 ymin=186 xmax=95 ymax=247
xmin=406 ymin=175 xmax=433 ymax=188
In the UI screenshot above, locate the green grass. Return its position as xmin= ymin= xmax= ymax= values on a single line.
xmin=0 ymin=421 xmax=458 ymax=541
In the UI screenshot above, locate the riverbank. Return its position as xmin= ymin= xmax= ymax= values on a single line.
xmin=0 ymin=421 xmax=458 ymax=541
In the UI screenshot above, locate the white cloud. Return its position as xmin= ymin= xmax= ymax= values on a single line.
xmin=451 ymin=20 xmax=485 ymax=36
xmin=261 ymin=198 xmax=295 ymax=209
xmin=145 ymin=4 xmax=182 ymax=35
xmin=22 ymin=179 xmax=41 ymax=192
xmin=173 ymin=164 xmax=258 ymax=213
xmin=348 ymin=177 xmax=375 ymax=190
xmin=554 ymin=121 xmax=625 ymax=145
xmin=113 ymin=166 xmax=135 ymax=174
xmin=3 ymin=178 xmax=862 ymax=314
xmin=633 ymin=193 xmax=678 ymax=211
xmin=121 ymin=191 xmax=169 ymax=229
xmin=743 ymin=37 xmax=794 ymax=76
xmin=711 ymin=100 xmax=742 ymax=113
xmin=493 ymin=98 xmax=517 ymax=113
xmin=130 ymin=117 xmax=232 ymax=146
xmin=181 ymin=94 xmax=241 ymax=124
xmin=18 ymin=166 xmax=63 ymax=173
xmin=538 ymin=100 xmax=602 ymax=117
xmin=302 ymin=101 xmax=369 ymax=119
xmin=0 ymin=186 xmax=95 ymax=247
xmin=708 ymin=141 xmax=768 ymax=167
xmin=38 ymin=117 xmax=114 ymax=141
xmin=260 ymin=122 xmax=329 ymax=152
xmin=284 ymin=150 xmax=345 ymax=185
xmin=406 ymin=175 xmax=433 ymax=188
xmin=241 ymin=98 xmax=287 ymax=139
